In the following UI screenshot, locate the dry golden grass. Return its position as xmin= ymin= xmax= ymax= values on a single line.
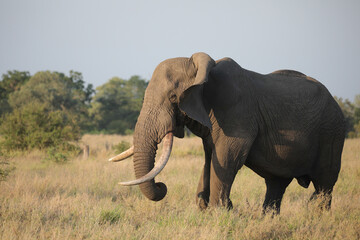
xmin=0 ymin=136 xmax=359 ymax=240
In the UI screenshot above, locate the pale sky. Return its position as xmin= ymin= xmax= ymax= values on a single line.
xmin=1 ymin=0 xmax=359 ymax=100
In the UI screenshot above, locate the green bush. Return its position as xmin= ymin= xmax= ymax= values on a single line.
xmin=0 ymin=152 xmax=15 ymax=181
xmin=124 ymin=129 xmax=134 ymax=135
xmin=45 ymin=145 xmax=80 ymax=163
xmin=0 ymin=161 xmax=15 ymax=181
xmin=6 ymin=71 xmax=94 ymax=132
xmin=112 ymin=140 xmax=131 ymax=154
xmin=0 ymin=103 xmax=80 ymax=152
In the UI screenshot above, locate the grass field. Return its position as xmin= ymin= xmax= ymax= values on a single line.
xmin=0 ymin=135 xmax=359 ymax=240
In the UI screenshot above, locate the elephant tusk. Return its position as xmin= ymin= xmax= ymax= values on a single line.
xmin=108 ymin=146 xmax=134 ymax=162
xmin=119 ymin=132 xmax=173 ymax=186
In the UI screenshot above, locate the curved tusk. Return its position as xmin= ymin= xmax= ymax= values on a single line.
xmin=108 ymin=146 xmax=134 ymax=162
xmin=119 ymin=132 xmax=174 ymax=186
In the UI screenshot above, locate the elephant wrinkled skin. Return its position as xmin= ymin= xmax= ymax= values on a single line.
xmin=112 ymin=53 xmax=345 ymax=213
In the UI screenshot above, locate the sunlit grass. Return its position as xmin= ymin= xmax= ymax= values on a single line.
xmin=0 ymin=136 xmax=359 ymax=239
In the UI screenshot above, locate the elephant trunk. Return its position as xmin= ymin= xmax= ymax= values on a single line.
xmin=124 ymin=117 xmax=173 ymax=201
xmin=133 ymin=149 xmax=168 ymax=201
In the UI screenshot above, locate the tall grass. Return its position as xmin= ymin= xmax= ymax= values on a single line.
xmin=0 ymin=136 xmax=359 ymax=239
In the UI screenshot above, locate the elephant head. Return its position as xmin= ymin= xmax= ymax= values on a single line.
xmin=110 ymin=53 xmax=215 ymax=201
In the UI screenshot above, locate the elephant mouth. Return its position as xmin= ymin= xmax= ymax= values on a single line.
xmin=108 ymin=132 xmax=174 ymax=186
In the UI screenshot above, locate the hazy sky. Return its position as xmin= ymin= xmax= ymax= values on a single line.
xmin=1 ymin=0 xmax=359 ymax=100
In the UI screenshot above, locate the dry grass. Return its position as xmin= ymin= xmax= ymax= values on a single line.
xmin=0 ymin=135 xmax=359 ymax=240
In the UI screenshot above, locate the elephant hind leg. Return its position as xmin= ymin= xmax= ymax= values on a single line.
xmin=263 ymin=177 xmax=292 ymax=215
xmin=309 ymin=187 xmax=333 ymax=211
xmin=310 ymin=132 xmax=344 ymax=210
xmin=309 ymin=175 xmax=335 ymax=210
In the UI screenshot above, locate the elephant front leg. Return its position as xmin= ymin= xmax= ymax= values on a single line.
xmin=208 ymin=151 xmax=239 ymax=210
xmin=208 ymin=160 xmax=236 ymax=210
xmin=196 ymin=141 xmax=211 ymax=210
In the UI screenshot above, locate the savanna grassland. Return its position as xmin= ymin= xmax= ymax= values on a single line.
xmin=0 ymin=135 xmax=359 ymax=240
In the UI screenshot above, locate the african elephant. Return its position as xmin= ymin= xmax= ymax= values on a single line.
xmin=110 ymin=52 xmax=345 ymax=213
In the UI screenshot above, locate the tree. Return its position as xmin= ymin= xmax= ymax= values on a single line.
xmin=354 ymin=95 xmax=360 ymax=125
xmin=334 ymin=95 xmax=360 ymax=138
xmin=0 ymin=103 xmax=80 ymax=151
xmin=8 ymin=71 xmax=94 ymax=131
xmin=61 ymin=70 xmax=94 ymax=105
xmin=90 ymin=75 xmax=147 ymax=134
xmin=0 ymin=70 xmax=94 ymax=152
xmin=0 ymin=71 xmax=31 ymax=116
xmin=352 ymin=95 xmax=360 ymax=138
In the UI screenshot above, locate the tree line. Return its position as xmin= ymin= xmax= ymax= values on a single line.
xmin=0 ymin=70 xmax=147 ymax=153
xmin=334 ymin=96 xmax=360 ymax=138
xmin=0 ymin=70 xmax=359 ymax=153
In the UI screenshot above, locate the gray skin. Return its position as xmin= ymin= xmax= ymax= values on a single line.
xmin=131 ymin=52 xmax=345 ymax=213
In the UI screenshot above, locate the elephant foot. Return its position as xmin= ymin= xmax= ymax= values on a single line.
xmin=226 ymin=199 xmax=233 ymax=210
xmin=309 ymin=191 xmax=332 ymax=211
xmin=219 ymin=198 xmax=233 ymax=210
xmin=262 ymin=205 xmax=280 ymax=216
xmin=196 ymin=192 xmax=209 ymax=210
xmin=197 ymin=192 xmax=233 ymax=210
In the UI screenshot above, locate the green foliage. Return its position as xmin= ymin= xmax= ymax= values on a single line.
xmin=46 ymin=149 xmax=68 ymax=163
xmin=64 ymin=70 xmax=94 ymax=105
xmin=335 ymin=95 xmax=360 ymax=138
xmin=0 ymin=154 xmax=15 ymax=181
xmin=0 ymin=103 xmax=80 ymax=152
xmin=0 ymin=71 xmax=146 ymax=137
xmin=0 ymin=162 xmax=15 ymax=181
xmin=7 ymin=71 xmax=94 ymax=131
xmin=0 ymin=71 xmax=31 ymax=116
xmin=90 ymin=75 xmax=147 ymax=134
xmin=112 ymin=140 xmax=131 ymax=154
xmin=0 ymin=70 xmax=94 ymax=159
xmin=124 ymin=129 xmax=134 ymax=135
xmin=0 ymin=70 xmax=31 ymax=98
xmin=0 ymin=150 xmax=15 ymax=181
xmin=45 ymin=146 xmax=80 ymax=163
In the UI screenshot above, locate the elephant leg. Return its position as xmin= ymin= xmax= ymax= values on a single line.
xmin=309 ymin=177 xmax=335 ymax=210
xmin=196 ymin=140 xmax=211 ymax=210
xmin=208 ymin=153 xmax=238 ymax=210
xmin=309 ymin=134 xmax=343 ymax=210
xmin=309 ymin=188 xmax=333 ymax=211
xmin=263 ymin=177 xmax=292 ymax=214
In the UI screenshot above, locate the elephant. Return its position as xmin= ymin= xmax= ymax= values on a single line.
xmin=109 ymin=52 xmax=345 ymax=214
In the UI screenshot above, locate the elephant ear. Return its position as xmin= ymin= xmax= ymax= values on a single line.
xmin=179 ymin=52 xmax=215 ymax=130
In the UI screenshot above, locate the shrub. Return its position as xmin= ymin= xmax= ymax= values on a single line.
xmin=0 ymin=103 xmax=80 ymax=152
xmin=45 ymin=145 xmax=81 ymax=163
xmin=124 ymin=128 xmax=134 ymax=135
xmin=112 ymin=140 xmax=131 ymax=154
xmin=0 ymin=153 xmax=15 ymax=181
xmin=0 ymin=162 xmax=14 ymax=181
